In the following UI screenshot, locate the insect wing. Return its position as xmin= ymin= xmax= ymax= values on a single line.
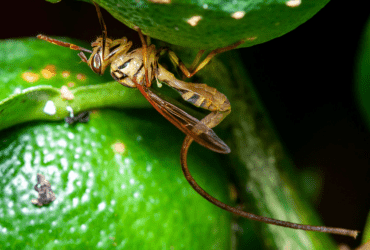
xmin=136 ymin=83 xmax=230 ymax=154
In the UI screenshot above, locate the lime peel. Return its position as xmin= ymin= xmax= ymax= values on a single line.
xmin=94 ymin=0 xmax=330 ymax=49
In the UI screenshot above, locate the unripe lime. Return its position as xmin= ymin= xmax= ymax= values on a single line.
xmin=0 ymin=109 xmax=231 ymax=249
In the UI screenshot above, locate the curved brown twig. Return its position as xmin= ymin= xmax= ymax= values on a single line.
xmin=180 ymin=135 xmax=359 ymax=238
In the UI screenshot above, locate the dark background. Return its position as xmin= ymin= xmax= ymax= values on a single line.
xmin=3 ymin=0 xmax=370 ymax=247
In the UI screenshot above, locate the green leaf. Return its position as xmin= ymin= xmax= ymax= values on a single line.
xmin=88 ymin=0 xmax=330 ymax=49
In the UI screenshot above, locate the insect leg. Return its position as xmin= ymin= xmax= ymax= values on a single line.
xmin=188 ymin=50 xmax=205 ymax=73
xmin=158 ymin=40 xmax=244 ymax=79
xmin=180 ymin=135 xmax=360 ymax=238
xmin=105 ymin=38 xmax=132 ymax=60
xmin=78 ymin=52 xmax=88 ymax=63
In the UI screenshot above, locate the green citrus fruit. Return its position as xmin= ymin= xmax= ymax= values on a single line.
xmin=0 ymin=109 xmax=232 ymax=249
xmin=0 ymin=36 xmax=340 ymax=249
xmin=90 ymin=0 xmax=330 ymax=49
xmin=0 ymin=38 xmax=232 ymax=249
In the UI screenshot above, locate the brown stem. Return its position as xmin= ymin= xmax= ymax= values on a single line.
xmin=180 ymin=135 xmax=359 ymax=239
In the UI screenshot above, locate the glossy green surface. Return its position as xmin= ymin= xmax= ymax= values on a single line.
xmin=0 ymin=38 xmax=231 ymax=249
xmin=0 ymin=109 xmax=231 ymax=249
xmin=88 ymin=0 xmax=330 ymax=49
xmin=0 ymin=38 xmax=150 ymax=130
xmin=0 ymin=37 xmax=341 ymax=249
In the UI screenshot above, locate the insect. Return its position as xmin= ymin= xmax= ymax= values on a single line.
xmin=38 ymin=2 xmax=359 ymax=238
xmin=31 ymin=174 xmax=56 ymax=207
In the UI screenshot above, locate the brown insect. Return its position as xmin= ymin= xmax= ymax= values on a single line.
xmin=37 ymin=2 xmax=359 ymax=238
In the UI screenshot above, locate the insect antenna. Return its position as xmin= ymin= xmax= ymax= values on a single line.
xmin=180 ymin=135 xmax=360 ymax=238
xmin=37 ymin=34 xmax=93 ymax=54
xmin=93 ymin=2 xmax=108 ymax=61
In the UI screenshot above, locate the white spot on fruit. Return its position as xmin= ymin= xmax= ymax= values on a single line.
xmin=76 ymin=73 xmax=86 ymax=81
xmin=73 ymin=197 xmax=78 ymax=207
xmin=43 ymin=100 xmax=56 ymax=115
xmin=60 ymin=86 xmax=75 ymax=100
xmin=44 ymin=153 xmax=55 ymax=163
xmin=62 ymin=71 xmax=70 ymax=78
xmin=41 ymin=65 xmax=56 ymax=79
xmin=231 ymin=11 xmax=245 ymax=19
xmin=112 ymin=142 xmax=125 ymax=154
xmin=286 ymin=0 xmax=301 ymax=7
xmin=22 ymin=72 xmax=39 ymax=83
xmin=81 ymin=193 xmax=89 ymax=203
xmin=36 ymin=134 xmax=45 ymax=147
xmin=146 ymin=164 xmax=152 ymax=172
xmin=57 ymin=139 xmax=67 ymax=148
xmin=187 ymin=16 xmax=202 ymax=26
xmin=67 ymin=132 xmax=75 ymax=139
xmin=60 ymin=158 xmax=68 ymax=169
xmin=98 ymin=201 xmax=106 ymax=211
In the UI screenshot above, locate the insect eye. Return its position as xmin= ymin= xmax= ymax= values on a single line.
xmin=122 ymin=61 xmax=129 ymax=68
xmin=118 ymin=59 xmax=132 ymax=70
xmin=91 ymin=53 xmax=102 ymax=74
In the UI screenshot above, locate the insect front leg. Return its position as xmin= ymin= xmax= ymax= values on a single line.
xmin=105 ymin=38 xmax=132 ymax=60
